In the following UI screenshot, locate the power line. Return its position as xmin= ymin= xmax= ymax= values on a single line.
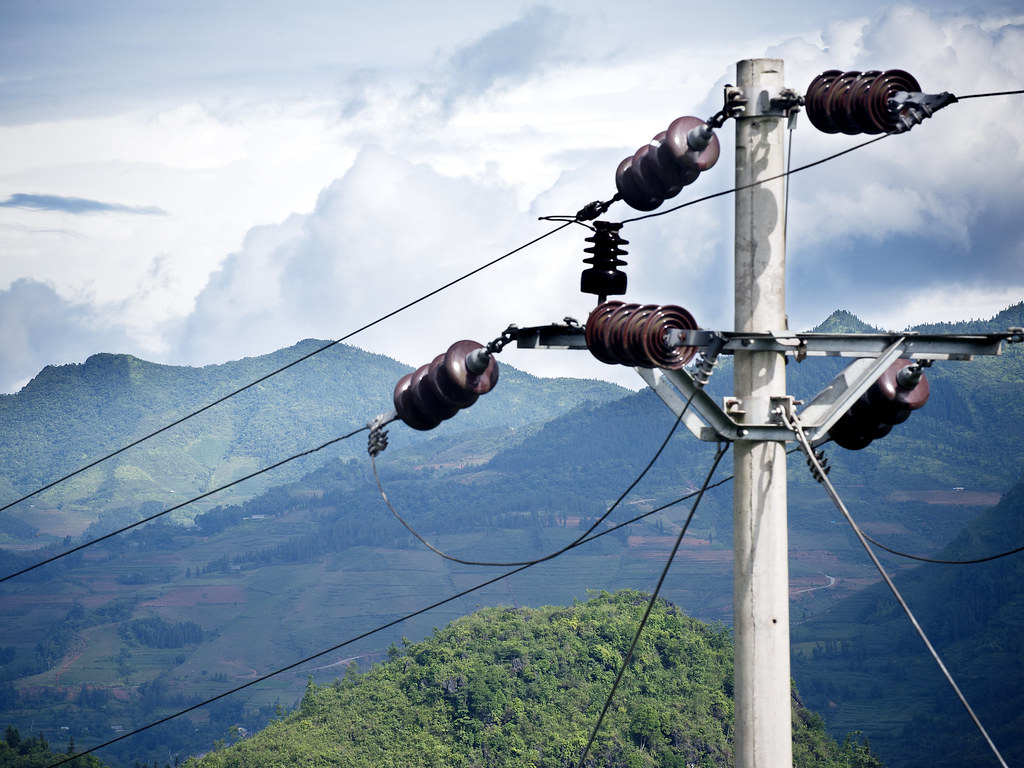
xmin=0 ymin=426 xmax=368 ymax=584
xmin=43 ymin=453 xmax=734 ymax=768
xmin=783 ymin=409 xmax=1009 ymax=768
xmin=369 ymin=381 xmax=704 ymax=567
xmin=621 ymin=133 xmax=891 ymax=224
xmin=956 ymin=88 xmax=1024 ymax=99
xmin=575 ymin=442 xmax=730 ymax=768
xmin=0 ymin=220 xmax=575 ymax=516
xmin=859 ymin=529 xmax=1024 ymax=565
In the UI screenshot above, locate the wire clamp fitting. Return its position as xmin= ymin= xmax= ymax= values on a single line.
xmin=887 ymin=90 xmax=957 ymax=132
xmin=367 ymin=411 xmax=396 ymax=457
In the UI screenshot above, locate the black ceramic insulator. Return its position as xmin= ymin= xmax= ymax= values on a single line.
xmin=581 ymin=221 xmax=628 ymax=300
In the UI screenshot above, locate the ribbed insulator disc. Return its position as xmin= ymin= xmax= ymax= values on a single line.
xmin=805 ymin=70 xmax=843 ymax=133
xmin=640 ymin=304 xmax=699 ymax=369
xmin=586 ymin=301 xmax=625 ymax=365
xmin=394 ymin=370 xmax=444 ymax=431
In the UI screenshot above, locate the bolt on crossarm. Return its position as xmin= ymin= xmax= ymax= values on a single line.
xmin=732 ymin=58 xmax=793 ymax=768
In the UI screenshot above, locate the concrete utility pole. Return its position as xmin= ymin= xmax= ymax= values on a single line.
xmin=732 ymin=58 xmax=792 ymax=768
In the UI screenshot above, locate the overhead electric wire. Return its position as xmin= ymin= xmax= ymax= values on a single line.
xmin=783 ymin=410 xmax=1009 ymax=768
xmin=621 ymin=133 xmax=891 ymax=224
xmin=575 ymin=442 xmax=730 ymax=768
xmin=44 ymin=446 xmax=735 ymax=768
xmin=0 ymin=426 xmax=368 ymax=584
xmin=955 ymin=88 xmax=1024 ymax=99
xmin=859 ymin=530 xmax=1024 ymax=565
xmin=370 ymin=385 xmax=700 ymax=567
xmin=0 ymin=220 xmax=576 ymax=517
xmin=10 ymin=84 xmax=1022 ymax=519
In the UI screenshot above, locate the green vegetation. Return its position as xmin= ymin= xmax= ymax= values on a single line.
xmin=0 ymin=339 xmax=629 ymax=524
xmin=792 ymin=471 xmax=1024 ymax=767
xmin=1 ymin=724 xmax=108 ymax=768
xmin=189 ymin=591 xmax=880 ymax=768
xmin=1 ymin=305 xmax=1021 ymax=767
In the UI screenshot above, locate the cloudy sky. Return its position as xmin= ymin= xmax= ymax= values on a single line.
xmin=1 ymin=0 xmax=1022 ymax=394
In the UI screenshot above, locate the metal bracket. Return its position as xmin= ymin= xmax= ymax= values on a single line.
xmin=508 ymin=320 xmax=1015 ymax=443
xmin=727 ymin=84 xmax=801 ymax=119
xmin=511 ymin=323 xmax=1014 ymax=361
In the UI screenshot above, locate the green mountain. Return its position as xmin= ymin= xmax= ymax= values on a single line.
xmin=792 ymin=471 xmax=1024 ymax=768
xmin=0 ymin=304 xmax=1021 ymax=766
xmin=0 ymin=339 xmax=629 ymax=528
xmin=187 ymin=590 xmax=881 ymax=768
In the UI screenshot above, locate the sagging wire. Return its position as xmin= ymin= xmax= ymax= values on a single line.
xmin=0 ymin=426 xmax=369 ymax=585
xmin=781 ymin=408 xmax=1009 ymax=768
xmin=1 ymin=220 xmax=577 ymax=518
xmin=858 ymin=530 xmax=1024 ymax=566
xmin=42 ymin=443 xmax=736 ymax=768
xmin=574 ymin=441 xmax=731 ymax=768
xmin=367 ymin=348 xmax=723 ymax=568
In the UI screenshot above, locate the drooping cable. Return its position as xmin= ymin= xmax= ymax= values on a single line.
xmin=370 ymin=406 xmax=688 ymax=567
xmin=0 ymin=426 xmax=368 ymax=584
xmin=0 ymin=221 xmax=575 ymax=516
xmin=43 ymin=447 xmax=733 ymax=768
xmin=783 ymin=409 xmax=1009 ymax=768
xmin=859 ymin=530 xmax=1024 ymax=565
xmin=369 ymin=355 xmax=718 ymax=567
xmin=574 ymin=442 xmax=730 ymax=768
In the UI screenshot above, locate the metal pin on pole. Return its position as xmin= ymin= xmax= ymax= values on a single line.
xmin=732 ymin=58 xmax=793 ymax=768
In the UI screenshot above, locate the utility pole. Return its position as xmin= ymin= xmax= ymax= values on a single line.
xmin=732 ymin=58 xmax=792 ymax=768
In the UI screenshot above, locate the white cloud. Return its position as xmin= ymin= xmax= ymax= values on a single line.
xmin=0 ymin=2 xmax=1021 ymax=394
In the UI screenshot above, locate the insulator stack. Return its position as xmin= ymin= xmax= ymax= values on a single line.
xmin=580 ymin=221 xmax=628 ymax=301
xmin=615 ymin=116 xmax=721 ymax=211
xmin=805 ymin=69 xmax=921 ymax=134
xmin=828 ymin=358 xmax=929 ymax=450
xmin=585 ymin=300 xmax=699 ymax=369
xmin=393 ymin=340 xmax=499 ymax=431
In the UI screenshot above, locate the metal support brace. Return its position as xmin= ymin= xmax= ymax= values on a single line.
xmin=509 ymin=321 xmax=1018 ymax=444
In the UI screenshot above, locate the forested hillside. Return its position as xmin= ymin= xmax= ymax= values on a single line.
xmin=1 ymin=305 xmax=1020 ymax=767
xmin=792 ymin=471 xmax=1024 ymax=767
xmin=0 ymin=339 xmax=628 ymax=526
xmin=188 ymin=591 xmax=881 ymax=768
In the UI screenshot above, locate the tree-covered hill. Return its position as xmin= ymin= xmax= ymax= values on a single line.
xmin=188 ymin=590 xmax=880 ymax=768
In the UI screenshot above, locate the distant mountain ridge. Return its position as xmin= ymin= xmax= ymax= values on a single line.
xmin=1 ymin=304 xmax=1021 ymax=767
xmin=0 ymin=339 xmax=629 ymax=522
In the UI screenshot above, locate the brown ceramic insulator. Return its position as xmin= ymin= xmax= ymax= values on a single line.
xmin=663 ymin=116 xmax=720 ymax=173
xmin=603 ymin=303 xmax=644 ymax=367
xmin=805 ymin=70 xmax=844 ymax=133
xmin=846 ymin=71 xmax=884 ymax=134
xmin=428 ymin=352 xmax=479 ymax=409
xmin=638 ymin=131 xmax=687 ymax=200
xmin=410 ymin=357 xmax=461 ymax=422
xmin=868 ymin=357 xmax=929 ymax=420
xmin=823 ymin=71 xmax=864 ymax=135
xmin=615 ymin=155 xmax=662 ymax=211
xmin=640 ymin=304 xmax=699 ymax=369
xmin=443 ymin=340 xmax=499 ymax=397
xmin=393 ymin=370 xmax=444 ymax=431
xmin=866 ymin=69 xmax=921 ymax=132
xmin=585 ymin=301 xmax=625 ymax=365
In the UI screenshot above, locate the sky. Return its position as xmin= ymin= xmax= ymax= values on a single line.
xmin=1 ymin=0 xmax=1022 ymax=395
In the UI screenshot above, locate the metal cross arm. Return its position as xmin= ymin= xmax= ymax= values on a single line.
xmin=508 ymin=322 xmax=1020 ymax=360
xmin=637 ymin=330 xmax=1019 ymax=444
